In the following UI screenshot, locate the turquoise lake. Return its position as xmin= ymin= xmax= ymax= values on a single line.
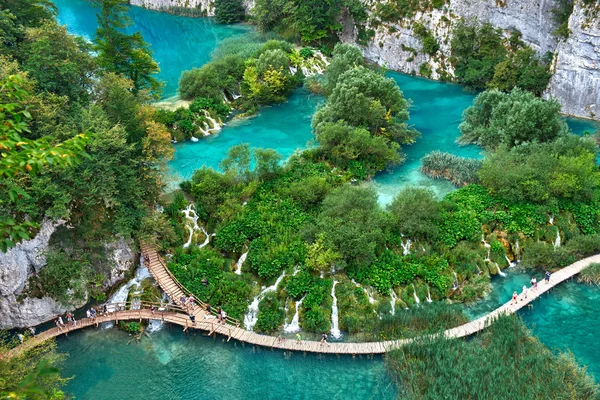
xmin=52 ymin=0 xmax=600 ymax=396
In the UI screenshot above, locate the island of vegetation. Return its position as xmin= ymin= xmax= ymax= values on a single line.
xmin=1 ymin=0 xmax=600 ymax=398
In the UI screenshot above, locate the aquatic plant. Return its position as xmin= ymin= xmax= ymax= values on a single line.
xmin=386 ymin=315 xmax=599 ymax=399
xmin=421 ymin=151 xmax=482 ymax=186
xmin=578 ymin=263 xmax=600 ymax=286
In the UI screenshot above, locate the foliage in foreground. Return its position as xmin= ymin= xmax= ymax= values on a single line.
xmin=386 ymin=315 xmax=599 ymax=400
xmin=0 ymin=333 xmax=69 ymax=400
xmin=578 ymin=263 xmax=600 ymax=286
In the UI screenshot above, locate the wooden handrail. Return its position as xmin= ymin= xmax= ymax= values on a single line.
xmin=149 ymin=250 xmax=240 ymax=327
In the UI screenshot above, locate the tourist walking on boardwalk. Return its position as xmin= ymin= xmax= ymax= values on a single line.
xmin=221 ymin=310 xmax=227 ymax=324
xmin=86 ymin=309 xmax=91 ymax=320
xmin=545 ymin=270 xmax=551 ymax=283
xmin=321 ymin=333 xmax=328 ymax=346
xmin=521 ymin=285 xmax=528 ymax=300
xmin=511 ymin=291 xmax=518 ymax=305
xmin=150 ymin=304 xmax=155 ymax=315
xmin=531 ymin=277 xmax=537 ymax=289
xmin=189 ymin=313 xmax=196 ymax=326
xmin=180 ymin=295 xmax=187 ymax=307
xmin=28 ymin=327 xmax=36 ymax=336
xmin=217 ymin=307 xmax=223 ymax=323
xmin=296 ymin=333 xmax=302 ymax=343
xmin=90 ymin=307 xmax=97 ymax=321
xmin=66 ymin=311 xmax=73 ymax=326
xmin=188 ymin=295 xmax=195 ymax=310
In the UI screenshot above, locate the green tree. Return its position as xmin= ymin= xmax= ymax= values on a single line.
xmin=215 ymin=0 xmax=246 ymax=24
xmin=459 ymin=88 xmax=569 ymax=150
xmin=388 ymin=187 xmax=441 ymax=240
xmin=323 ymin=43 xmax=363 ymax=94
xmin=94 ymin=0 xmax=161 ymax=97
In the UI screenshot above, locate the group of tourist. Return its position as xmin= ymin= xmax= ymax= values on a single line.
xmin=184 ymin=298 xmax=229 ymax=327
xmin=512 ymin=271 xmax=551 ymax=305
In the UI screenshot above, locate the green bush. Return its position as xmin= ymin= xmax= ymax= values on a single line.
xmin=254 ymin=292 xmax=285 ymax=333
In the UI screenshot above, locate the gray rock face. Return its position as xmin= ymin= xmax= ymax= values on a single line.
xmin=103 ymin=238 xmax=136 ymax=289
xmin=0 ymin=220 xmax=61 ymax=298
xmin=0 ymin=222 xmax=136 ymax=329
xmin=546 ymin=1 xmax=600 ymax=119
xmin=340 ymin=0 xmax=599 ymax=120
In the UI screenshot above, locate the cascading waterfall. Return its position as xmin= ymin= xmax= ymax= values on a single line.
xmin=496 ymin=263 xmax=507 ymax=277
xmin=182 ymin=204 xmax=213 ymax=248
xmin=426 ymin=286 xmax=433 ymax=303
xmin=330 ymin=281 xmax=342 ymax=339
xmin=412 ymin=284 xmax=420 ymax=304
xmin=351 ymin=279 xmax=377 ymax=305
xmin=452 ymin=271 xmax=459 ymax=289
xmin=554 ymin=229 xmax=561 ymax=249
xmin=103 ymin=256 xmax=153 ymax=328
xmin=147 ymin=292 xmax=170 ymax=333
xmin=235 ymin=250 xmax=248 ymax=275
xmin=505 ymin=255 xmax=517 ymax=268
xmin=481 ymin=234 xmax=491 ymax=260
xmin=549 ymin=215 xmax=555 ymax=225
xmin=515 ymin=240 xmax=520 ymax=262
xmin=244 ymin=272 xmax=286 ymax=331
xmin=401 ymin=238 xmax=412 ymax=255
xmin=283 ymin=295 xmax=305 ymax=333
xmin=389 ymin=289 xmax=398 ymax=315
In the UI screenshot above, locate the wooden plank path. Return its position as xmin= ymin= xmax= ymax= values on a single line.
xmin=4 ymin=247 xmax=599 ymax=359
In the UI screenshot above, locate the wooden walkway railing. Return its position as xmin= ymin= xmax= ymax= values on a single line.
xmin=4 ymin=247 xmax=599 ymax=358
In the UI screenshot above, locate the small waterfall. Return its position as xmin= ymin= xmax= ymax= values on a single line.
xmin=235 ymin=250 xmax=249 ymax=275
xmin=505 ymin=256 xmax=517 ymax=268
xmin=401 ymin=238 xmax=412 ymax=255
xmin=330 ymin=281 xmax=342 ymax=339
xmin=496 ymin=263 xmax=507 ymax=277
xmin=549 ymin=215 xmax=555 ymax=225
xmin=389 ymin=289 xmax=398 ymax=315
xmin=198 ymin=227 xmax=214 ymax=248
xmin=412 ymin=284 xmax=420 ymax=304
xmin=515 ymin=240 xmax=520 ymax=262
xmin=203 ymin=110 xmax=222 ymax=133
xmin=283 ymin=295 xmax=305 ymax=333
xmin=182 ymin=204 xmax=200 ymax=248
xmin=244 ymin=272 xmax=286 ymax=331
xmin=352 ymin=279 xmax=377 ymax=305
xmin=426 ymin=286 xmax=433 ymax=303
xmin=482 ymin=234 xmax=491 ymax=260
xmin=452 ymin=271 xmax=459 ymax=289
xmin=190 ymin=136 xmax=199 ymax=142
xmin=554 ymin=229 xmax=561 ymax=249
xmin=103 ymin=256 xmax=153 ymax=328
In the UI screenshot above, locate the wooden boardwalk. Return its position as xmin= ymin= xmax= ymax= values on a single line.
xmin=5 ymin=247 xmax=600 ymax=358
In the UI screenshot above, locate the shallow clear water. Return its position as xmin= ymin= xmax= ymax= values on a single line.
xmin=168 ymin=89 xmax=322 ymax=184
xmin=466 ymin=269 xmax=600 ymax=380
xmin=54 ymin=0 xmax=252 ymax=97
xmin=57 ymin=328 xmax=395 ymax=399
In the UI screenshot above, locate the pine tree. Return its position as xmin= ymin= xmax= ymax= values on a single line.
xmin=214 ymin=0 xmax=245 ymax=24
xmin=94 ymin=0 xmax=162 ymax=97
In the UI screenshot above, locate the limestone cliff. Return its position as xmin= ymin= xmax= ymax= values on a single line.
xmin=0 ymin=222 xmax=136 ymax=329
xmin=547 ymin=1 xmax=600 ymax=119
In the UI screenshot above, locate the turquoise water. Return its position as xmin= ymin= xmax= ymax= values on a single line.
xmin=169 ymin=89 xmax=322 ymax=183
xmin=466 ymin=268 xmax=600 ymax=380
xmin=54 ymin=0 xmax=251 ymax=97
xmin=57 ymin=328 xmax=395 ymax=399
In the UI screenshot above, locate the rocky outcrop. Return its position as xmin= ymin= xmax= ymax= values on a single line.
xmin=103 ymin=238 xmax=136 ymax=289
xmin=341 ymin=0 xmax=560 ymax=79
xmin=0 ymin=222 xmax=136 ymax=329
xmin=546 ymin=1 xmax=600 ymax=119
xmin=129 ymin=0 xmax=254 ymax=16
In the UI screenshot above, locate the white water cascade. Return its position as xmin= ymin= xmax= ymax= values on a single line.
xmin=482 ymin=235 xmax=491 ymax=260
xmin=401 ymin=238 xmax=412 ymax=255
xmin=412 ymin=284 xmax=420 ymax=304
xmin=515 ymin=240 xmax=520 ymax=261
xmin=389 ymin=289 xmax=397 ymax=315
xmin=426 ymin=286 xmax=433 ymax=303
xmin=554 ymin=230 xmax=562 ymax=249
xmin=234 ymin=250 xmax=248 ymax=275
xmin=330 ymin=281 xmax=342 ymax=339
xmin=103 ymin=256 xmax=153 ymax=328
xmin=244 ymin=272 xmax=286 ymax=331
xmin=452 ymin=272 xmax=459 ymax=289
xmin=352 ymin=279 xmax=377 ymax=305
xmin=496 ymin=263 xmax=507 ymax=277
xmin=182 ymin=204 xmax=214 ymax=248
xmin=505 ymin=256 xmax=517 ymax=268
xmin=549 ymin=215 xmax=555 ymax=225
xmin=283 ymin=295 xmax=305 ymax=333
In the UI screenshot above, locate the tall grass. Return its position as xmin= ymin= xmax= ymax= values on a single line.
xmin=578 ymin=263 xmax=600 ymax=286
xmin=386 ymin=315 xmax=598 ymax=399
xmin=421 ymin=151 xmax=482 ymax=186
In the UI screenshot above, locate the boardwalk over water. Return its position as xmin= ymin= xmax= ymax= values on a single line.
xmin=5 ymin=247 xmax=600 ymax=358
